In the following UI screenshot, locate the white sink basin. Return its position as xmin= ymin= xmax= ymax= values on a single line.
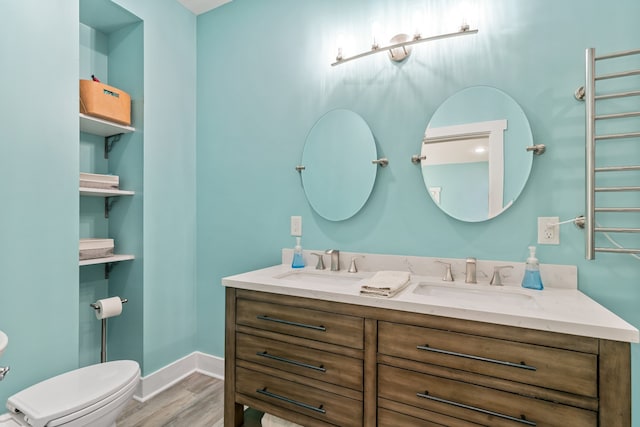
xmin=413 ymin=283 xmax=539 ymax=310
xmin=275 ymin=270 xmax=363 ymax=287
xmin=0 ymin=330 xmax=7 ymax=358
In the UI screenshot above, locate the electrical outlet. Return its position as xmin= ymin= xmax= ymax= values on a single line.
xmin=290 ymin=216 xmax=302 ymax=236
xmin=537 ymin=216 xmax=560 ymax=245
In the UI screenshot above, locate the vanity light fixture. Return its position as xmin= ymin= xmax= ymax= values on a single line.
xmin=332 ymin=23 xmax=478 ymax=67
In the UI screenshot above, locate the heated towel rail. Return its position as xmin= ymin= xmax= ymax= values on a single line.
xmin=576 ymin=47 xmax=640 ymax=259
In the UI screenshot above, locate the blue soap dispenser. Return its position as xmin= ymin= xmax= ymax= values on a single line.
xmin=292 ymin=236 xmax=305 ymax=268
xmin=521 ymin=246 xmax=544 ymax=290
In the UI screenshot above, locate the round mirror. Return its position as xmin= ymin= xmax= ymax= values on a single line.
xmin=420 ymin=86 xmax=533 ymax=222
xmin=300 ymin=109 xmax=377 ymax=221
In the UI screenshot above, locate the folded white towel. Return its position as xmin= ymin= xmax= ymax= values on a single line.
xmin=360 ymin=270 xmax=411 ymax=298
xmin=261 ymin=413 xmax=304 ymax=427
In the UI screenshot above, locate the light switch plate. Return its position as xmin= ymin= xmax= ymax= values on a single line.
xmin=290 ymin=216 xmax=302 ymax=236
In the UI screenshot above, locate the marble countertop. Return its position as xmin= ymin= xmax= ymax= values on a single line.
xmin=222 ymin=261 xmax=639 ymax=343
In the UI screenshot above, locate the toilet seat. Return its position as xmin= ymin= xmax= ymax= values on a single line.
xmin=4 ymin=360 xmax=139 ymax=427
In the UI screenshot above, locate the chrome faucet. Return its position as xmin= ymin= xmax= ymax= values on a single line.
xmin=465 ymin=257 xmax=477 ymax=284
xmin=325 ymin=249 xmax=340 ymax=271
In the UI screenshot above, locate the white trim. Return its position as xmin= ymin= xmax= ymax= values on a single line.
xmin=133 ymin=352 xmax=224 ymax=402
xmin=195 ymin=351 xmax=225 ymax=380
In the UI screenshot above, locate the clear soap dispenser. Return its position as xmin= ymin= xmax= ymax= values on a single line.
xmin=521 ymin=246 xmax=544 ymax=290
xmin=292 ymin=237 xmax=305 ymax=269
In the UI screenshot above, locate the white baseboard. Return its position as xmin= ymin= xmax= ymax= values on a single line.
xmin=134 ymin=352 xmax=224 ymax=402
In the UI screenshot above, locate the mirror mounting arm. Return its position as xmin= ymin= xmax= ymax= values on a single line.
xmin=411 ymin=154 xmax=426 ymax=164
xmin=526 ymin=144 xmax=546 ymax=155
xmin=372 ymin=158 xmax=389 ymax=167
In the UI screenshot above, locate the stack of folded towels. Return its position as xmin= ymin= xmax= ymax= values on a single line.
xmin=261 ymin=413 xmax=303 ymax=427
xmin=359 ymin=270 xmax=411 ymax=298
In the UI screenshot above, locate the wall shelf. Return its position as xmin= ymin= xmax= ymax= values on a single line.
xmin=80 ymin=187 xmax=135 ymax=197
xmin=80 ymin=186 xmax=135 ymax=218
xmin=80 ymin=113 xmax=135 ymax=136
xmin=79 ymin=254 xmax=135 ymax=267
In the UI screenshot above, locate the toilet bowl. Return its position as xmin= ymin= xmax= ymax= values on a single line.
xmin=0 ymin=360 xmax=139 ymax=427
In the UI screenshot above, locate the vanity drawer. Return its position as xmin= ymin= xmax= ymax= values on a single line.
xmin=236 ymin=333 xmax=363 ymax=390
xmin=378 ymin=321 xmax=597 ymax=397
xmin=378 ymin=364 xmax=597 ymax=427
xmin=236 ymin=298 xmax=364 ymax=349
xmin=378 ymin=405 xmax=483 ymax=427
xmin=236 ymin=366 xmax=362 ymax=427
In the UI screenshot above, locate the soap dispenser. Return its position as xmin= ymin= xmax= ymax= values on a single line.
xmin=521 ymin=246 xmax=544 ymax=290
xmin=292 ymin=237 xmax=305 ymax=269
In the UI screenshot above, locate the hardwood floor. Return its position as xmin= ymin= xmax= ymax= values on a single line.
xmin=117 ymin=373 xmax=225 ymax=427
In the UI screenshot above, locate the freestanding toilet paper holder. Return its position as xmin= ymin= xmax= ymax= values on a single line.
xmin=90 ymin=298 xmax=128 ymax=363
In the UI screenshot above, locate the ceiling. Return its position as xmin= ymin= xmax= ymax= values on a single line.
xmin=176 ymin=0 xmax=231 ymax=15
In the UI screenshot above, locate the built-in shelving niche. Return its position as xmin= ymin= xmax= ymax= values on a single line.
xmin=79 ymin=0 xmax=143 ymax=368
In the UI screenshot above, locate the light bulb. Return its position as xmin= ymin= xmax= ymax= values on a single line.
xmin=336 ymin=34 xmax=344 ymax=61
xmin=371 ymin=21 xmax=381 ymax=50
xmin=412 ymin=10 xmax=423 ymax=39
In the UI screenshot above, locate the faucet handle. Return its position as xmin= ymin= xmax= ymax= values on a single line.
xmin=311 ymin=253 xmax=325 ymax=270
xmin=435 ymin=260 xmax=454 ymax=282
xmin=490 ymin=265 xmax=513 ymax=286
xmin=348 ymin=256 xmax=363 ymax=273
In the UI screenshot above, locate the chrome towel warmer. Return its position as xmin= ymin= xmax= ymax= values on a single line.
xmin=576 ymin=47 xmax=640 ymax=259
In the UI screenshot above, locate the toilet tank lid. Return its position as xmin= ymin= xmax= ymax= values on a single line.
xmin=6 ymin=360 xmax=139 ymax=427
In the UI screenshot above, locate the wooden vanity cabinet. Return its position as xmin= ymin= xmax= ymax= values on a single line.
xmin=225 ymin=288 xmax=631 ymax=427
xmin=226 ymin=288 xmax=366 ymax=427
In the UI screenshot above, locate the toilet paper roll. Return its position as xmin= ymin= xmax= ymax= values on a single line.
xmin=95 ymin=296 xmax=123 ymax=320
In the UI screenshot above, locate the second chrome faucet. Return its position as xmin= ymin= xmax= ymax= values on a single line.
xmin=465 ymin=257 xmax=477 ymax=284
xmin=325 ymin=249 xmax=340 ymax=271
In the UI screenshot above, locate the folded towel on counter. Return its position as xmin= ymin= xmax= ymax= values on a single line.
xmin=261 ymin=413 xmax=304 ymax=427
xmin=360 ymin=270 xmax=411 ymax=298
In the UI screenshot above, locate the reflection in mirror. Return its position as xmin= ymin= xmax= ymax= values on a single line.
xmin=300 ymin=109 xmax=377 ymax=221
xmin=421 ymin=86 xmax=533 ymax=222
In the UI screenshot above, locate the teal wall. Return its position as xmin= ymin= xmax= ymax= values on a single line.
xmin=2 ymin=0 xmax=639 ymax=423
xmin=109 ymin=0 xmax=198 ymax=376
xmin=0 ymin=0 xmax=80 ymax=402
xmin=196 ymin=0 xmax=640 ymax=422
xmin=0 ymin=0 xmax=196 ymax=405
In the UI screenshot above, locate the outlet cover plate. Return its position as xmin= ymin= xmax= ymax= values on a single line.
xmin=538 ymin=216 xmax=560 ymax=245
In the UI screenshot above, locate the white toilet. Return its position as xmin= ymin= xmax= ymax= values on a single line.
xmin=0 ymin=360 xmax=139 ymax=427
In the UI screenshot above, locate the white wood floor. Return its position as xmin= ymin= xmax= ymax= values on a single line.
xmin=117 ymin=372 xmax=265 ymax=426
xmin=117 ymin=373 xmax=225 ymax=427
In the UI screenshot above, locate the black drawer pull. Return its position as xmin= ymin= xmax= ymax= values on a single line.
xmin=416 ymin=345 xmax=536 ymax=371
xmin=257 ymin=388 xmax=326 ymax=414
xmin=417 ymin=391 xmax=536 ymax=426
xmin=257 ymin=315 xmax=326 ymax=332
xmin=257 ymin=351 xmax=326 ymax=372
